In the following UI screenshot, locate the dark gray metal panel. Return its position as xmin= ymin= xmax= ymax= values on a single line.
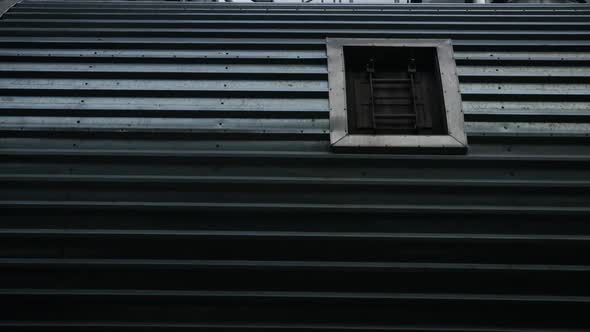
xmin=1 ymin=1 xmax=590 ymax=331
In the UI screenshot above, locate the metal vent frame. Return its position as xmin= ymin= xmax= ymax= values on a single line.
xmin=327 ymin=38 xmax=468 ymax=153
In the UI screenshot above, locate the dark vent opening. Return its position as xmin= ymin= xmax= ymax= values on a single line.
xmin=344 ymin=46 xmax=448 ymax=135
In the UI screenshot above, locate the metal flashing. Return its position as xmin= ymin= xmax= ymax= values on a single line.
xmin=327 ymin=38 xmax=468 ymax=153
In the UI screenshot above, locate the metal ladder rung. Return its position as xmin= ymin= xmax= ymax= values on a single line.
xmin=374 ymin=114 xmax=417 ymax=118
xmin=365 ymin=58 xmax=421 ymax=132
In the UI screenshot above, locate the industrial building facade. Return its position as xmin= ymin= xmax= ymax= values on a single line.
xmin=0 ymin=0 xmax=590 ymax=330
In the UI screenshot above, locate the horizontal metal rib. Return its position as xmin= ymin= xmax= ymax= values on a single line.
xmin=1 ymin=201 xmax=589 ymax=216
xmin=3 ymin=229 xmax=590 ymax=242
xmin=0 ymin=117 xmax=328 ymax=137
xmin=0 ymin=174 xmax=587 ymax=189
xmin=0 ymin=48 xmax=327 ymax=61
xmin=458 ymin=66 xmax=590 ymax=78
xmin=0 ymin=260 xmax=589 ymax=295
xmin=13 ymin=2 xmax=590 ymax=10
xmin=0 ymin=63 xmax=328 ymax=78
xmin=1 ymin=147 xmax=588 ymax=163
xmin=3 ymin=257 xmax=590 ymax=272
xmin=2 ymin=37 xmax=589 ymax=50
xmin=0 ymin=322 xmax=581 ymax=332
xmin=5 ymin=12 xmax=590 ymax=22
xmin=3 ymin=19 xmax=590 ymax=31
xmin=0 ymin=87 xmax=327 ymax=99
xmin=455 ymin=51 xmax=590 ymax=62
xmin=2 ymin=28 xmax=589 ymax=40
xmin=3 ymin=288 xmax=590 ymax=304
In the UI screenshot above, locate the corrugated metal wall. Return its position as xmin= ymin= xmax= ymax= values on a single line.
xmin=1 ymin=1 xmax=590 ymax=331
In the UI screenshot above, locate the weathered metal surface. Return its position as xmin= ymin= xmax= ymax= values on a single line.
xmin=1 ymin=0 xmax=590 ymax=331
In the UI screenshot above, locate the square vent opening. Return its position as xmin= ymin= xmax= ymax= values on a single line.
xmin=327 ymin=39 xmax=467 ymax=153
xmin=344 ymin=46 xmax=448 ymax=136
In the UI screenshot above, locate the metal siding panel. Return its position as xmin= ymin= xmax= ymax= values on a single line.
xmin=1 ymin=1 xmax=590 ymax=330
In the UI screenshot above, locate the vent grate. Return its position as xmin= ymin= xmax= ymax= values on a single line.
xmin=345 ymin=46 xmax=447 ymax=135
